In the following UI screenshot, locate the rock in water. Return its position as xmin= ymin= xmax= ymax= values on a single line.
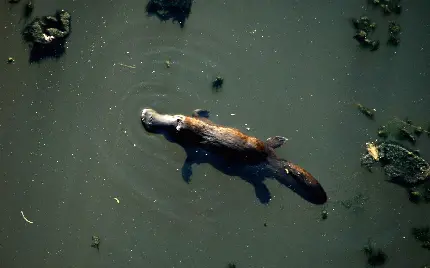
xmin=361 ymin=141 xmax=430 ymax=185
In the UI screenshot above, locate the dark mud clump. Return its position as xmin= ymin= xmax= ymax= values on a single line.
xmin=22 ymin=10 xmax=71 ymax=63
xmin=146 ymin=0 xmax=192 ymax=28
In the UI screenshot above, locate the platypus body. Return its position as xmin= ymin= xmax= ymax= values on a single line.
xmin=141 ymin=108 xmax=327 ymax=204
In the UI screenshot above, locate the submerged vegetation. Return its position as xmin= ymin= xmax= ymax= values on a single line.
xmin=352 ymin=16 xmax=380 ymax=51
xmin=91 ymin=235 xmax=100 ymax=250
xmin=353 ymin=0 xmax=403 ymax=50
xmin=360 ymin=114 xmax=430 ymax=205
xmin=22 ymin=10 xmax=71 ymax=62
xmin=363 ymin=240 xmax=387 ymax=266
xmin=356 ymin=103 xmax=376 ymax=119
xmin=412 ymin=227 xmax=430 ymax=250
xmin=387 ymin=21 xmax=401 ymax=46
xmin=361 ymin=141 xmax=430 ymax=185
xmin=321 ymin=209 xmax=328 ymax=220
xmin=212 ymin=76 xmax=224 ymax=91
xmin=375 ymin=117 xmax=430 ymax=144
xmin=146 ymin=0 xmax=192 ymax=28
xmin=24 ymin=0 xmax=34 ymax=18
xmin=369 ymin=0 xmax=402 ymax=15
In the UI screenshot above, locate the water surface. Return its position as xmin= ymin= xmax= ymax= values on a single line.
xmin=1 ymin=0 xmax=430 ymax=267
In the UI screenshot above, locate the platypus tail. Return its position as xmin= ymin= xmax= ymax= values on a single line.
xmin=270 ymin=158 xmax=328 ymax=204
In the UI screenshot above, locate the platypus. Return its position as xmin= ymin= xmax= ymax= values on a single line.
xmin=140 ymin=108 xmax=327 ymax=204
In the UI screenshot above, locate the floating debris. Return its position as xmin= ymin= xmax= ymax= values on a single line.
xmin=117 ymin=63 xmax=136 ymax=69
xmin=387 ymin=21 xmax=401 ymax=46
xmin=366 ymin=142 xmax=379 ymax=161
xmin=7 ymin=57 xmax=14 ymax=64
xmin=385 ymin=1 xmax=402 ymax=15
xmin=321 ymin=210 xmax=328 ymax=220
xmin=363 ymin=239 xmax=387 ymax=266
xmin=361 ymin=141 xmax=430 ymax=185
xmin=165 ymin=59 xmax=172 ymax=68
xmin=212 ymin=76 xmax=224 ymax=90
xmin=369 ymin=0 xmax=402 ymax=14
xmin=352 ymin=16 xmax=380 ymax=51
xmin=146 ymin=0 xmax=193 ymax=28
xmin=91 ymin=235 xmax=100 ymax=250
xmin=113 ymin=197 xmax=120 ymax=203
xmin=23 ymin=10 xmax=71 ymax=45
xmin=22 ymin=10 xmax=71 ymax=62
xmin=20 ymin=210 xmax=33 ymax=224
xmin=356 ymin=103 xmax=375 ymax=119
xmin=352 ymin=16 xmax=377 ymax=33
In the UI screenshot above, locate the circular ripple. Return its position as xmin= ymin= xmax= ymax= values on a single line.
xmin=89 ymin=21 xmax=246 ymax=216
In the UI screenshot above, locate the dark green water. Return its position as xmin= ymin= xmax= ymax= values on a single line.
xmin=1 ymin=0 xmax=429 ymax=267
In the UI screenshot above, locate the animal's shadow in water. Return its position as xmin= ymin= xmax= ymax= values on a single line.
xmin=161 ymin=133 xmax=323 ymax=205
xmin=181 ymin=147 xmax=273 ymax=203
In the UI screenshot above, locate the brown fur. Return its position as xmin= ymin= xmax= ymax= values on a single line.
xmin=141 ymin=108 xmax=328 ymax=204
xmin=184 ymin=116 xmax=267 ymax=152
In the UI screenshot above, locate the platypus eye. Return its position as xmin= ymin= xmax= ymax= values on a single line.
xmin=176 ymin=118 xmax=183 ymax=131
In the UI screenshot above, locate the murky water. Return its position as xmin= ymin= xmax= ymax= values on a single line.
xmin=1 ymin=0 xmax=430 ymax=267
